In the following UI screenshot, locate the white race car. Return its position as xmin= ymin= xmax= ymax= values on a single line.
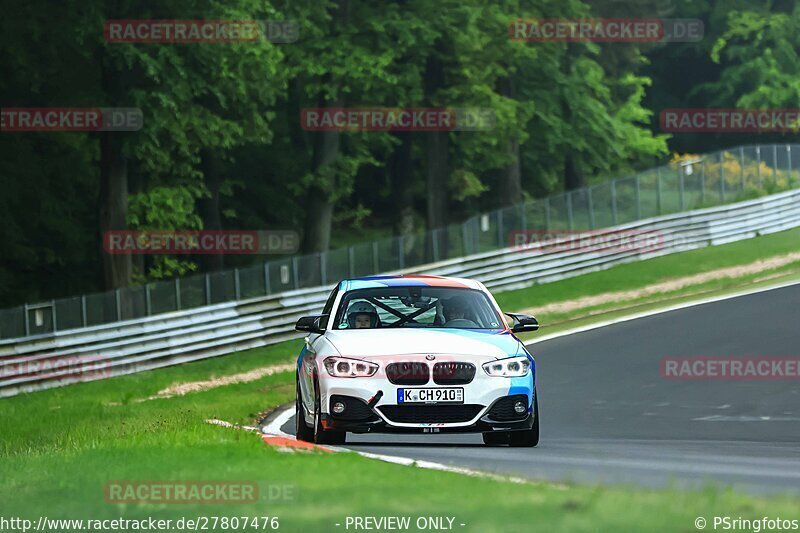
xmin=294 ymin=275 xmax=540 ymax=446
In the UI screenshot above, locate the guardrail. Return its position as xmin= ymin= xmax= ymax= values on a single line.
xmin=3 ymin=143 xmax=798 ymax=340
xmin=2 ymin=188 xmax=799 ymax=397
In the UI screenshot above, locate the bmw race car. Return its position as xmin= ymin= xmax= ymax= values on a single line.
xmin=294 ymin=275 xmax=540 ymax=446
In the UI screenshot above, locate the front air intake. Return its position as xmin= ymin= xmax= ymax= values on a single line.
xmin=385 ymin=362 xmax=429 ymax=385
xmin=432 ymin=362 xmax=476 ymax=385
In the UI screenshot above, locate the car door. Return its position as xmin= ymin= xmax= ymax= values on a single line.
xmin=299 ymin=284 xmax=339 ymax=416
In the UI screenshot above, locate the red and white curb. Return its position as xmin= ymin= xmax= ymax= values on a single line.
xmin=207 ymin=416 xmax=332 ymax=453
xmin=258 ymin=407 xmax=534 ymax=484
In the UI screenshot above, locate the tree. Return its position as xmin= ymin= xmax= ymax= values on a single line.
xmin=707 ymin=3 xmax=800 ymax=111
xmin=95 ymin=0 xmax=287 ymax=282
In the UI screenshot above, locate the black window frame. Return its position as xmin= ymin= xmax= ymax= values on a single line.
xmin=318 ymin=284 xmax=340 ymax=329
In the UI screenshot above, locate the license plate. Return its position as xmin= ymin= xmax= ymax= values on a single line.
xmin=397 ymin=387 xmax=464 ymax=404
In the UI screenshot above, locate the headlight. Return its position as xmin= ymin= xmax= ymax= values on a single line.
xmin=323 ymin=356 xmax=379 ymax=378
xmin=482 ymin=356 xmax=530 ymax=377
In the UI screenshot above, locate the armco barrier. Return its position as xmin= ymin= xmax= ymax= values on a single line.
xmin=5 ymin=143 xmax=797 ymax=340
xmin=1 ymin=189 xmax=799 ymax=397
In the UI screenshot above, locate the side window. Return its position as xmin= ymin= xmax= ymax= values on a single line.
xmin=319 ymin=286 xmax=339 ymax=329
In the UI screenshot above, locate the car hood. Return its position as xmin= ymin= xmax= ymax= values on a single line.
xmin=324 ymin=328 xmax=523 ymax=359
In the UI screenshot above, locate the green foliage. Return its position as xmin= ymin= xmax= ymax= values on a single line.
xmin=708 ymin=5 xmax=800 ymax=109
xmin=3 ymin=0 xmax=793 ymax=307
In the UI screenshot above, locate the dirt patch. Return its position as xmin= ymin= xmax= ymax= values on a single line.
xmin=144 ymin=362 xmax=295 ymax=401
xmin=206 ymin=418 xmax=260 ymax=432
xmin=521 ymin=252 xmax=800 ymax=316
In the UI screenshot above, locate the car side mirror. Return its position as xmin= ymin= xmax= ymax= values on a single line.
xmin=505 ymin=313 xmax=539 ymax=333
xmin=295 ymin=315 xmax=327 ymax=334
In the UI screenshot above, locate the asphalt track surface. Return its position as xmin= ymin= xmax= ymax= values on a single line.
xmin=283 ymin=284 xmax=800 ymax=495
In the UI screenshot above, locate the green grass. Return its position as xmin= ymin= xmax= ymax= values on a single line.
xmin=493 ymin=226 xmax=800 ymax=313
xmin=2 ymin=229 xmax=799 ymax=532
xmin=0 ymin=341 xmax=299 ymax=457
xmin=2 ymin=360 xmax=798 ymax=532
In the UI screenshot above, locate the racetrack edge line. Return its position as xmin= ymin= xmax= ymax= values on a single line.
xmin=524 ymin=279 xmax=800 ymax=347
xmin=261 ymin=279 xmax=800 ymax=483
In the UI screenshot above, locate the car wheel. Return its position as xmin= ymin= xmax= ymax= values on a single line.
xmin=313 ymin=379 xmax=346 ymax=445
xmin=508 ymin=392 xmax=539 ymax=448
xmin=482 ymin=431 xmax=510 ymax=446
xmin=295 ymin=376 xmax=314 ymax=442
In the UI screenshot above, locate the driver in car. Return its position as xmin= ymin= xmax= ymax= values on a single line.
xmin=442 ymin=296 xmax=472 ymax=325
xmin=348 ymin=301 xmax=379 ymax=329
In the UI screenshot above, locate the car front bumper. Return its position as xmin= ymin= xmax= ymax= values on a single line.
xmin=317 ymin=355 xmax=535 ymax=434
xmin=321 ymin=408 xmax=535 ymax=434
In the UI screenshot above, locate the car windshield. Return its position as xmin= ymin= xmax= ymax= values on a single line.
xmin=333 ymin=287 xmax=504 ymax=330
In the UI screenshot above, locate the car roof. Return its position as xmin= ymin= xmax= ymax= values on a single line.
xmin=340 ymin=274 xmax=483 ymax=291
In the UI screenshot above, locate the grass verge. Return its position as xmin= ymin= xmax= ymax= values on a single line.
xmin=2 ymin=365 xmax=798 ymax=532
xmin=1 ymin=229 xmax=799 ymax=531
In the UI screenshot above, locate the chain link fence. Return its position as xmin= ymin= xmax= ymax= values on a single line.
xmin=2 ymin=143 xmax=798 ymax=340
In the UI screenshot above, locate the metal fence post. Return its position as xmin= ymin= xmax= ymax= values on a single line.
xmin=398 ymin=237 xmax=405 ymax=270
xmin=656 ymin=168 xmax=662 ymax=215
xmin=720 ymin=151 xmax=725 ymax=202
xmin=610 ymin=180 xmax=617 ymax=225
xmin=461 ymin=222 xmax=469 ymax=256
xmin=587 ymin=187 xmax=595 ymax=229
xmin=292 ymin=257 xmax=300 ymax=289
xmin=234 ymin=268 xmax=241 ymax=299
xmin=51 ymin=300 xmax=58 ymax=332
xmin=635 ymin=175 xmax=641 ymax=219
xmin=319 ymin=253 xmax=327 ymax=286
xmin=740 ymin=146 xmax=745 ymax=192
xmin=544 ymin=197 xmax=551 ymax=230
xmin=81 ymin=295 xmax=88 ymax=327
xmin=431 ymin=229 xmax=440 ymax=262
xmin=678 ymin=167 xmax=685 ymax=211
xmin=566 ymin=192 xmax=574 ymax=230
xmin=520 ymin=203 xmax=527 ymax=231
xmin=264 ymin=262 xmax=271 ymax=295
xmin=700 ymin=159 xmax=706 ymax=204
xmin=773 ymin=144 xmax=778 ymax=181
xmin=23 ymin=304 xmax=30 ymax=336
xmin=146 ymin=284 xmax=153 ymax=314
xmin=204 ymin=274 xmax=211 ymax=305
xmin=115 ymin=289 xmax=122 ymax=321
xmin=496 ymin=211 xmax=504 ymax=248
xmin=175 ymin=279 xmax=182 ymax=309
xmin=756 ymin=145 xmax=762 ymax=188
xmin=788 ymin=144 xmax=794 ymax=182
xmin=347 ymin=247 xmax=355 ymax=277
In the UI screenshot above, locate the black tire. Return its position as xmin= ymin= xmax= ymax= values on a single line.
xmin=295 ymin=376 xmax=314 ymax=442
xmin=313 ymin=379 xmax=346 ymax=445
xmin=482 ymin=431 xmax=510 ymax=446
xmin=508 ymin=392 xmax=539 ymax=447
